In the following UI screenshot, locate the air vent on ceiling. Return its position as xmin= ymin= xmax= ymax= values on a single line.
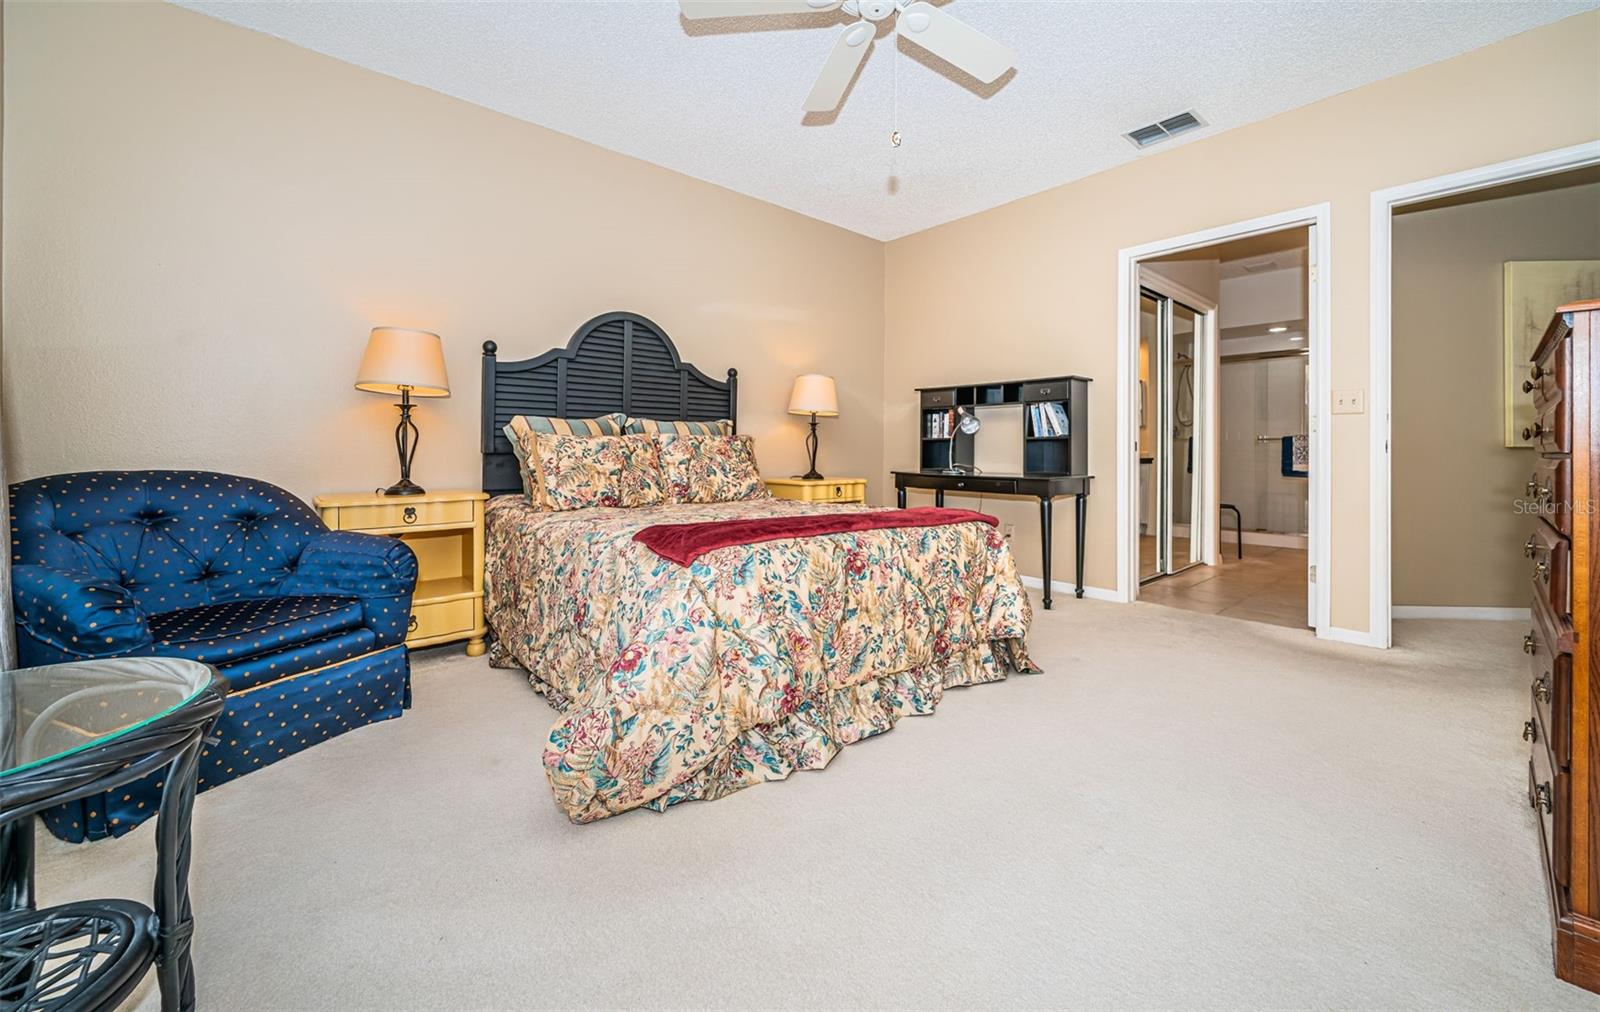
xmin=1125 ymin=110 xmax=1204 ymax=149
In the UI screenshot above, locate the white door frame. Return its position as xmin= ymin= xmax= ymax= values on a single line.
xmin=1369 ymin=140 xmax=1600 ymax=649
xmin=1116 ymin=203 xmax=1334 ymax=642
xmin=1135 ymin=272 xmax=1220 ymax=570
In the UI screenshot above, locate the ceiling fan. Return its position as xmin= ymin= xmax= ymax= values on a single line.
xmin=680 ymin=1 xmax=1016 ymax=113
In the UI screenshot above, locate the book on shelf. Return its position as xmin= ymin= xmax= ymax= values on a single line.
xmin=1046 ymin=401 xmax=1070 ymax=436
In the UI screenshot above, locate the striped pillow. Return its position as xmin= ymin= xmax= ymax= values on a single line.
xmin=624 ymin=417 xmax=734 ymax=437
xmin=505 ymin=413 xmax=628 ymax=498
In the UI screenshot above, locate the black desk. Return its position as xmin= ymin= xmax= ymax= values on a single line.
xmin=891 ymin=471 xmax=1092 ymax=609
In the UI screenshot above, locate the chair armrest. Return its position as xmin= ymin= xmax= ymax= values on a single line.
xmin=284 ymin=531 xmax=418 ymax=646
xmin=11 ymin=565 xmax=152 ymax=663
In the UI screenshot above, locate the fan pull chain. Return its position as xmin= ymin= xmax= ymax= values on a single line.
xmin=889 ymin=21 xmax=901 ymax=149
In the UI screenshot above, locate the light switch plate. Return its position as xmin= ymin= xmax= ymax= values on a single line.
xmin=1333 ymin=389 xmax=1365 ymax=414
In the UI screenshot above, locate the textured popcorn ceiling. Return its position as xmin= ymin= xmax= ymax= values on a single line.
xmin=175 ymin=0 xmax=1597 ymax=240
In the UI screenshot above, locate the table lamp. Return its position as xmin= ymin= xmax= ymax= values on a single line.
xmin=787 ymin=374 xmax=838 ymax=480
xmin=355 ymin=327 xmax=450 ymax=496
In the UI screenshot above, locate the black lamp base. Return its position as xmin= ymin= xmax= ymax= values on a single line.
xmin=798 ymin=413 xmax=824 ymax=481
xmin=382 ymin=390 xmax=426 ymax=496
xmin=381 ymin=478 xmax=426 ymax=496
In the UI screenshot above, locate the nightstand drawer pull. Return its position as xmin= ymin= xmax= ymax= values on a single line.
xmin=403 ymin=506 xmax=418 ymax=524
xmin=408 ymin=614 xmax=419 ymax=634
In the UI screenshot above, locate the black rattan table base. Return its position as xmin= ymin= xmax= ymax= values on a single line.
xmin=0 ymin=899 xmax=156 ymax=1011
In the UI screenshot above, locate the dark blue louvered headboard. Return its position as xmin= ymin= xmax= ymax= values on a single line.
xmin=480 ymin=311 xmax=738 ymax=495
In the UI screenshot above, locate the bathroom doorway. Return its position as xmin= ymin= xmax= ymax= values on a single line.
xmin=1129 ymin=222 xmax=1318 ymax=630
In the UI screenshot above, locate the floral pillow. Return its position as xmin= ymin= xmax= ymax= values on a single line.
xmin=530 ymin=433 xmax=666 ymax=511
xmin=505 ymin=413 xmax=628 ymax=499
xmin=655 ymin=433 xmax=770 ymax=504
xmin=624 ymin=417 xmax=734 ymax=437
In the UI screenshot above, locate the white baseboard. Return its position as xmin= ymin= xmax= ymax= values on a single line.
xmin=1318 ymin=625 xmax=1388 ymax=648
xmin=1019 ymin=575 xmax=1121 ymax=603
xmin=1219 ymin=530 xmax=1308 ymax=550
xmin=1392 ymin=605 xmax=1531 ymax=621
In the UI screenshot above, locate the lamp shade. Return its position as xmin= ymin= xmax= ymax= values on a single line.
xmin=355 ymin=327 xmax=450 ymax=397
xmin=787 ymin=374 xmax=838 ymax=417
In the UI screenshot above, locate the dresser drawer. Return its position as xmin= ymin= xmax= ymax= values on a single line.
xmin=1529 ymin=597 xmax=1574 ymax=767
xmin=332 ymin=498 xmax=476 ymax=531
xmin=1528 ymin=395 xmax=1570 ymax=454
xmin=920 ymin=389 xmax=955 ymax=408
xmin=408 ymin=598 xmax=476 ymax=642
xmin=1529 ymin=457 xmax=1573 ymax=537
xmin=1530 ymin=727 xmax=1571 ymax=888
xmin=1527 ymin=521 xmax=1570 ymax=618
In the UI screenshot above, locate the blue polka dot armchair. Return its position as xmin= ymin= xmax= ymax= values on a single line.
xmin=9 ymin=471 xmax=419 ymax=842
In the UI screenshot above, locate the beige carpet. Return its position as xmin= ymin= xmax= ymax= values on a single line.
xmin=29 ymin=600 xmax=1589 ymax=1010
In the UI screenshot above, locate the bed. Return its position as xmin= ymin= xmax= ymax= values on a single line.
xmin=480 ymin=312 xmax=1040 ymax=823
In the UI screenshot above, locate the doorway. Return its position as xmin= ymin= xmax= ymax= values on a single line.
xmin=1138 ymin=289 xmax=1206 ymax=582
xmin=1117 ymin=206 xmax=1331 ymax=634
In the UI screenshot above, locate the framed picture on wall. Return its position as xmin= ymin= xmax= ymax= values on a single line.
xmin=1504 ymin=260 xmax=1600 ymax=447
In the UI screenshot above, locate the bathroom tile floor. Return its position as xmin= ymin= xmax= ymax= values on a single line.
xmin=1138 ymin=544 xmax=1309 ymax=630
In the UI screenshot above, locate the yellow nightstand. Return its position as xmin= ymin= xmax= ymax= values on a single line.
xmin=313 ymin=489 xmax=489 ymax=656
xmin=764 ymin=477 xmax=867 ymax=504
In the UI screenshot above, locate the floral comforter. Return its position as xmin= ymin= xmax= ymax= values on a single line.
xmin=484 ymin=495 xmax=1039 ymax=823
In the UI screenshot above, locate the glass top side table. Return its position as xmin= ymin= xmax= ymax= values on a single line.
xmin=1 ymin=656 xmax=226 ymax=1012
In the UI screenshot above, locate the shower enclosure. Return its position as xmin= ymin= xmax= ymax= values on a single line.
xmin=1138 ymin=289 xmax=1205 ymax=582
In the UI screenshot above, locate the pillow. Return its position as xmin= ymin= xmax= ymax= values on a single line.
xmin=505 ymin=413 xmax=627 ymax=498
xmin=625 ymin=417 xmax=734 ymax=437
xmin=655 ymin=433 xmax=770 ymax=504
xmin=529 ymin=432 xmax=665 ymax=511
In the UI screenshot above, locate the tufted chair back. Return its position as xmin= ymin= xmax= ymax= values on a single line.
xmin=10 ymin=471 xmax=329 ymax=616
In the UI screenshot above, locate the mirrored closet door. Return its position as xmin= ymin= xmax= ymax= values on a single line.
xmin=1138 ymin=289 xmax=1207 ymax=583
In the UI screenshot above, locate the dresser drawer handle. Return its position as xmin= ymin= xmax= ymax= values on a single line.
xmin=1537 ymin=483 xmax=1552 ymax=502
xmin=1523 ymin=379 xmax=1536 ymax=394
xmin=1527 ymin=479 xmax=1539 ymax=497
xmin=1535 ymin=676 xmax=1552 ymax=704
xmin=1534 ymin=560 xmax=1549 ymax=581
xmin=408 ymin=614 xmax=419 ymax=633
xmin=1534 ymin=781 xmax=1553 ymax=815
xmin=1523 ymin=632 xmax=1536 ymax=655
xmin=1523 ymin=422 xmax=1543 ymax=441
xmin=1524 ymin=720 xmax=1537 ymax=743
xmin=1531 ymin=364 xmax=1545 ymax=381
xmin=403 ymin=506 xmax=418 ymax=525
xmin=1524 ymin=535 xmax=1537 ymax=558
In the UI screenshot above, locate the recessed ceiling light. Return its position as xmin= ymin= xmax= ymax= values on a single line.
xmin=1268 ymin=326 xmax=1288 ymax=333
xmin=1288 ymin=335 xmax=1304 ymax=342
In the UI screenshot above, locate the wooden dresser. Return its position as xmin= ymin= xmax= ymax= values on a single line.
xmin=1525 ymin=299 xmax=1600 ymax=992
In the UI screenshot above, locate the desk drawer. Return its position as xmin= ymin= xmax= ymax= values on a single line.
xmin=920 ymin=389 xmax=955 ymax=408
xmin=334 ymin=498 xmax=475 ymax=531
xmin=408 ymin=598 xmax=476 ymax=642
xmin=1021 ymin=381 xmax=1067 ymax=402
xmin=1529 ymin=457 xmax=1572 ymax=537
xmin=944 ymin=476 xmax=1018 ymax=496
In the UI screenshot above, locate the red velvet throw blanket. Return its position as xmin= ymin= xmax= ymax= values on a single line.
xmin=634 ymin=506 xmax=999 ymax=566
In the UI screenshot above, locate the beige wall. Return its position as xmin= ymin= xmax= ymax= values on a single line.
xmin=884 ymin=11 xmax=1600 ymax=630
xmin=1 ymin=2 xmax=885 ymax=506
xmin=1392 ymin=179 xmax=1600 ymax=607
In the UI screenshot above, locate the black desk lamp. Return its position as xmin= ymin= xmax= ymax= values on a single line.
xmin=787 ymin=374 xmax=838 ymax=480
xmin=355 ymin=327 xmax=450 ymax=496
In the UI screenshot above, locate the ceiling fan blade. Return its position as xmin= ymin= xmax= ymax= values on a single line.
xmin=897 ymin=1 xmax=1015 ymax=84
xmin=679 ymin=0 xmax=842 ymax=19
xmin=803 ymin=21 xmax=874 ymax=112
